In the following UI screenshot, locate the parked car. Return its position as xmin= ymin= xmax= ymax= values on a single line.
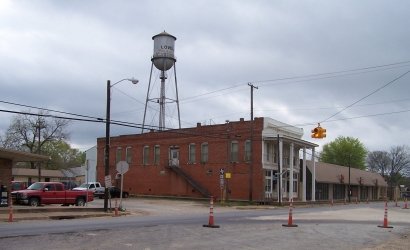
xmin=73 ymin=182 xmax=104 ymax=196
xmin=61 ymin=181 xmax=78 ymax=190
xmin=96 ymin=187 xmax=129 ymax=199
xmin=11 ymin=181 xmax=27 ymax=191
xmin=12 ymin=182 xmax=94 ymax=206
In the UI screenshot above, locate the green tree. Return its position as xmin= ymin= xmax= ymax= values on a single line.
xmin=320 ymin=136 xmax=367 ymax=170
xmin=42 ymin=140 xmax=85 ymax=169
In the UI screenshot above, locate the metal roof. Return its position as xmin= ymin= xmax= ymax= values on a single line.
xmin=306 ymin=160 xmax=387 ymax=187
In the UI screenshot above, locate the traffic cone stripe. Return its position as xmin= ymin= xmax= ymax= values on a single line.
xmin=203 ymin=196 xmax=220 ymax=228
xmin=403 ymin=198 xmax=409 ymax=209
xmin=378 ymin=201 xmax=393 ymax=228
xmin=282 ymin=199 xmax=298 ymax=227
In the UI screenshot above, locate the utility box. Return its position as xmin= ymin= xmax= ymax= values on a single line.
xmin=0 ymin=185 xmax=8 ymax=207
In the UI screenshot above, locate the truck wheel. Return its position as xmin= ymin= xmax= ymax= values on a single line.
xmin=29 ymin=197 xmax=39 ymax=207
xmin=76 ymin=197 xmax=86 ymax=206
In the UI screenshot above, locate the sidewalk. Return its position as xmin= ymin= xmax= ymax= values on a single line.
xmin=0 ymin=205 xmax=128 ymax=222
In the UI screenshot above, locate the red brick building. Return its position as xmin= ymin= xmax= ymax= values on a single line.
xmin=97 ymin=117 xmax=320 ymax=202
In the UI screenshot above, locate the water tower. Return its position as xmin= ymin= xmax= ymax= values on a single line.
xmin=142 ymin=31 xmax=181 ymax=132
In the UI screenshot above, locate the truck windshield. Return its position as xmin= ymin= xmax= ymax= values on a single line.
xmin=27 ymin=183 xmax=44 ymax=190
xmin=78 ymin=183 xmax=90 ymax=188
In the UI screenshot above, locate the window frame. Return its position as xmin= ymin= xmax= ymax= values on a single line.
xmin=188 ymin=143 xmax=196 ymax=164
xmin=126 ymin=146 xmax=132 ymax=164
xmin=154 ymin=145 xmax=160 ymax=165
xmin=143 ymin=146 xmax=150 ymax=165
xmin=230 ymin=140 xmax=239 ymax=162
xmin=201 ymin=143 xmax=208 ymax=163
xmin=244 ymin=140 xmax=251 ymax=162
xmin=116 ymin=147 xmax=122 ymax=164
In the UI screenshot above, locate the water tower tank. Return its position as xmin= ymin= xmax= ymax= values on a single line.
xmin=152 ymin=31 xmax=176 ymax=71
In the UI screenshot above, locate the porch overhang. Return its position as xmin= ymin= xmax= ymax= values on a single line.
xmin=263 ymin=135 xmax=318 ymax=148
xmin=0 ymin=148 xmax=50 ymax=162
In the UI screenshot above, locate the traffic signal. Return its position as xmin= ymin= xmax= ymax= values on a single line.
xmin=320 ymin=127 xmax=326 ymax=138
xmin=311 ymin=127 xmax=320 ymax=138
xmin=311 ymin=124 xmax=326 ymax=139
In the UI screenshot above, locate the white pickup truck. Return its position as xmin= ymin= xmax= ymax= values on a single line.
xmin=73 ymin=182 xmax=104 ymax=196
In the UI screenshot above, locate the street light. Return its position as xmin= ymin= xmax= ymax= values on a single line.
xmin=104 ymin=78 xmax=138 ymax=212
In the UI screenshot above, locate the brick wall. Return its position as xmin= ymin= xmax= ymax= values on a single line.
xmin=97 ymin=118 xmax=265 ymax=201
xmin=0 ymin=158 xmax=12 ymax=189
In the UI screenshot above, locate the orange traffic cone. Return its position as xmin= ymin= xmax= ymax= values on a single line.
xmin=403 ymin=198 xmax=409 ymax=209
xmin=203 ymin=196 xmax=220 ymax=228
xmin=378 ymin=201 xmax=393 ymax=228
xmin=282 ymin=199 xmax=298 ymax=227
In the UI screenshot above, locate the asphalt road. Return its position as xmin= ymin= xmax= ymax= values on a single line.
xmin=0 ymin=199 xmax=409 ymax=250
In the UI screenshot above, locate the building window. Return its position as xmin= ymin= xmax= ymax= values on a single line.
xmin=284 ymin=155 xmax=290 ymax=166
xmin=333 ymin=184 xmax=345 ymax=200
xmin=188 ymin=143 xmax=196 ymax=163
xmin=126 ymin=147 xmax=132 ymax=164
xmin=274 ymin=151 xmax=277 ymax=164
xmin=116 ymin=147 xmax=122 ymax=163
xmin=143 ymin=146 xmax=150 ymax=165
xmin=293 ymin=173 xmax=298 ymax=194
xmin=265 ymin=170 xmax=272 ymax=192
xmin=265 ymin=142 xmax=271 ymax=162
xmin=154 ymin=145 xmax=160 ymax=165
xmin=244 ymin=140 xmax=251 ymax=162
xmin=316 ymin=183 xmax=329 ymax=200
xmin=230 ymin=141 xmax=239 ymax=162
xmin=201 ymin=143 xmax=208 ymax=163
xmin=264 ymin=142 xmax=276 ymax=163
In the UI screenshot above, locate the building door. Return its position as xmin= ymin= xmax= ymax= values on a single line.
xmin=170 ymin=148 xmax=180 ymax=167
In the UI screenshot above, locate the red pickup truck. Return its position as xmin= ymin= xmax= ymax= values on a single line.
xmin=12 ymin=182 xmax=94 ymax=206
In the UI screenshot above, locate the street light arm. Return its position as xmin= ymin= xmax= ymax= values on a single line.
xmin=111 ymin=78 xmax=139 ymax=87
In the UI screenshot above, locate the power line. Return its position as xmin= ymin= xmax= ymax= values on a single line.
xmin=179 ymin=60 xmax=410 ymax=103
xmin=0 ymin=100 xmax=101 ymax=120
xmin=321 ymin=70 xmax=410 ymax=123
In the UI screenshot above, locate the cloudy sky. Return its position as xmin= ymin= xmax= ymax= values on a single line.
xmin=1 ymin=0 xmax=409 ymax=153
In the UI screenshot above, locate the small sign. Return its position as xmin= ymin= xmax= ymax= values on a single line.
xmin=219 ymin=168 xmax=225 ymax=175
xmin=225 ymin=172 xmax=231 ymax=179
xmin=220 ymin=178 xmax=224 ymax=188
xmin=104 ymin=175 xmax=112 ymax=188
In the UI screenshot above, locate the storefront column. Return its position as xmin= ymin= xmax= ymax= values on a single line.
xmin=289 ymin=143 xmax=294 ymax=201
xmin=279 ymin=138 xmax=283 ymax=203
xmin=302 ymin=147 xmax=306 ymax=202
xmin=311 ymin=147 xmax=316 ymax=202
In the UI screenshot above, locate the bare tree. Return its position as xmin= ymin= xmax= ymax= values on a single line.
xmin=367 ymin=145 xmax=410 ymax=199
xmin=1 ymin=111 xmax=70 ymax=170
xmin=367 ymin=151 xmax=390 ymax=177
xmin=388 ymin=145 xmax=410 ymax=178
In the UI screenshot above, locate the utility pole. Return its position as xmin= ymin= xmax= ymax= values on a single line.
xmin=36 ymin=117 xmax=44 ymax=182
xmin=248 ymin=82 xmax=258 ymax=202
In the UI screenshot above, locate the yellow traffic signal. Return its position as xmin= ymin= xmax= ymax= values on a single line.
xmin=311 ymin=127 xmax=320 ymax=138
xmin=320 ymin=128 xmax=326 ymax=138
xmin=311 ymin=124 xmax=326 ymax=139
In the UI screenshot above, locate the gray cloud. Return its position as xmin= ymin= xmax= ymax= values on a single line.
xmin=1 ymin=0 xmax=409 ymax=152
